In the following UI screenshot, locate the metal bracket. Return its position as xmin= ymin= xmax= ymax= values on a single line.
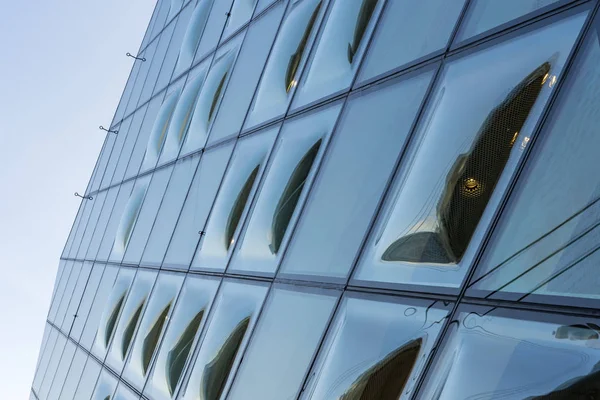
xmin=75 ymin=192 xmax=93 ymax=200
xmin=99 ymin=125 xmax=118 ymax=134
xmin=126 ymin=52 xmax=146 ymax=62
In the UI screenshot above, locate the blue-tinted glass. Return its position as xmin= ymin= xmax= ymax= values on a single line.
xmin=419 ymin=307 xmax=600 ymax=399
xmin=301 ymin=294 xmax=450 ymax=400
xmin=470 ymin=28 xmax=600 ymax=301
xmin=357 ymin=0 xmax=465 ymax=85
xmin=354 ymin=11 xmax=587 ymax=289
xmin=456 ymin=0 xmax=566 ymax=43
xmin=281 ymin=66 xmax=435 ymax=280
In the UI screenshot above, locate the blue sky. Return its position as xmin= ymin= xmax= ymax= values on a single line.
xmin=0 ymin=0 xmax=156 ymax=397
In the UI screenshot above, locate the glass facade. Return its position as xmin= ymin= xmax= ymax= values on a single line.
xmin=32 ymin=0 xmax=600 ymax=399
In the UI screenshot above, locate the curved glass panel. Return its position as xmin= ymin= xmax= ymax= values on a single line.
xmin=122 ymin=300 xmax=146 ymax=360
xmin=163 ymin=143 xmax=235 ymax=270
xmin=141 ymin=90 xmax=182 ymax=171
xmin=180 ymin=280 xmax=268 ymax=400
xmin=354 ymin=11 xmax=586 ymax=289
xmin=223 ymin=0 xmax=258 ymax=39
xmin=141 ymin=154 xmax=202 ymax=267
xmin=181 ymin=42 xmax=240 ymax=155
xmin=357 ymin=0 xmax=465 ymax=85
xmin=281 ymin=67 xmax=435 ymax=280
xmin=225 ymin=165 xmax=260 ymax=250
xmin=194 ymin=0 xmax=238 ymax=61
xmin=159 ymin=67 xmax=209 ymax=164
xmin=192 ymin=125 xmax=279 ymax=272
xmin=293 ymin=0 xmax=383 ymax=109
xmin=301 ymin=295 xmax=449 ymax=400
xmin=91 ymin=370 xmax=118 ymax=400
xmin=122 ymin=166 xmax=175 ymax=265
xmin=104 ymin=294 xmax=126 ymax=348
xmin=470 ymin=25 xmax=600 ymax=302
xmin=105 ymin=270 xmax=158 ymax=374
xmin=419 ymin=308 xmax=600 ymax=399
xmin=245 ymin=0 xmax=325 ymax=129
xmin=142 ymin=302 xmax=172 ymax=374
xmin=80 ymin=266 xmax=120 ymax=350
xmin=122 ymin=272 xmax=184 ymax=390
xmin=167 ymin=310 xmax=204 ymax=395
xmin=208 ymin=1 xmax=286 ymax=145
xmin=228 ymin=286 xmax=339 ymax=400
xmin=144 ymin=276 xmax=219 ymax=400
xmin=230 ymin=102 xmax=342 ymax=274
xmin=457 ymin=0 xmax=563 ymax=43
xmin=110 ymin=178 xmax=150 ymax=262
xmin=96 ymin=181 xmax=136 ymax=262
xmin=201 ymin=316 xmax=249 ymax=400
xmin=175 ymin=0 xmax=215 ymax=75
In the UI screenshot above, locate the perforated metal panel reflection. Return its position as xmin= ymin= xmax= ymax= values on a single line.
xmin=382 ymin=62 xmax=550 ymax=264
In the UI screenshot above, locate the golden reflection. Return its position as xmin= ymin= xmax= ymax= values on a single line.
xmin=382 ymin=62 xmax=551 ymax=264
xmin=340 ymin=338 xmax=422 ymax=400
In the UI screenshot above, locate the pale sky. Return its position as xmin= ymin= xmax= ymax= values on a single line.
xmin=0 ymin=0 xmax=156 ymax=397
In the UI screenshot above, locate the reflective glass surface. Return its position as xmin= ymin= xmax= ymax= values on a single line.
xmin=110 ymin=105 xmax=149 ymax=186
xmin=244 ymin=0 xmax=326 ymax=129
xmin=419 ymin=307 xmax=600 ymax=399
xmin=80 ymin=266 xmax=120 ymax=350
xmin=141 ymin=154 xmax=201 ymax=267
xmin=207 ymin=1 xmax=286 ymax=144
xmin=144 ymin=275 xmax=220 ymax=400
xmin=122 ymin=166 xmax=180 ymax=265
xmin=292 ymin=0 xmax=385 ymax=109
xmin=158 ymin=66 xmax=209 ymax=165
xmin=181 ymin=36 xmax=243 ymax=155
xmin=227 ymin=285 xmax=339 ymax=400
xmin=38 ymin=335 xmax=67 ymax=399
xmin=72 ymin=357 xmax=102 ymax=400
xmin=71 ymin=264 xmax=106 ymax=340
xmin=163 ymin=142 xmax=235 ymax=269
xmin=354 ymin=11 xmax=587 ymax=289
xmin=110 ymin=176 xmax=152 ymax=263
xmin=61 ymin=261 xmax=93 ymax=332
xmin=86 ymin=187 xmax=120 ymax=260
xmin=105 ymin=269 xmax=158 ymax=374
xmin=97 ymin=181 xmax=136 ymax=262
xmin=193 ymin=0 xmax=236 ymax=61
xmin=191 ymin=125 xmax=278 ymax=272
xmin=229 ymin=101 xmax=343 ymax=275
xmin=91 ymin=369 xmax=118 ymax=400
xmin=180 ymin=279 xmax=268 ymax=400
xmin=281 ymin=67 xmax=435 ymax=280
xmin=301 ymin=294 xmax=450 ymax=400
xmin=457 ymin=0 xmax=564 ymax=43
xmin=58 ymin=348 xmax=87 ymax=400
xmin=93 ymin=268 xmax=137 ymax=359
xmin=357 ymin=0 xmax=465 ymax=85
xmin=155 ymin=5 xmax=195 ymax=93
xmin=100 ymin=117 xmax=134 ymax=190
xmin=174 ymin=0 xmax=215 ymax=75
xmin=122 ymin=272 xmax=185 ymax=390
xmin=125 ymin=94 xmax=168 ymax=180
xmin=46 ymin=341 xmax=76 ymax=400
xmin=471 ymin=26 xmax=600 ymax=302
xmin=223 ymin=0 xmax=257 ymax=38
xmin=141 ymin=90 xmax=183 ymax=172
